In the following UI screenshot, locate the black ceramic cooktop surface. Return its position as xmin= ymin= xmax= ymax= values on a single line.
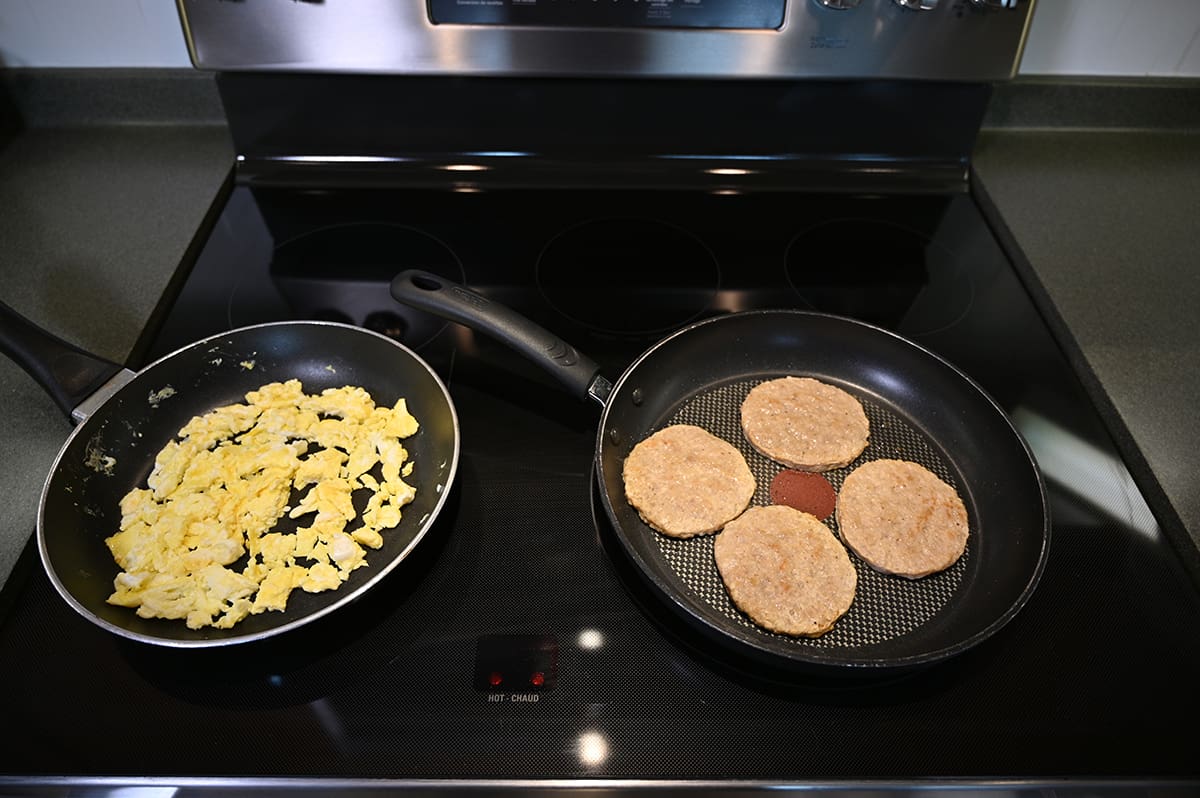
xmin=2 ymin=181 xmax=1198 ymax=791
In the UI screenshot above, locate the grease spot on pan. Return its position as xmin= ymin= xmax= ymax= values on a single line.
xmin=83 ymin=436 xmax=117 ymax=476
xmin=148 ymin=386 xmax=176 ymax=407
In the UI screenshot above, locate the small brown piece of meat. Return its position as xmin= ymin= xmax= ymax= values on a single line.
xmin=714 ymin=504 xmax=857 ymax=638
xmin=740 ymin=376 xmax=869 ymax=471
xmin=622 ymin=424 xmax=756 ymax=539
xmin=836 ymin=458 xmax=969 ymax=579
xmin=770 ymin=469 xmax=837 ymax=520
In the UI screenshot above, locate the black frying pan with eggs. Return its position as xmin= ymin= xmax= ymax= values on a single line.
xmin=1 ymin=300 xmax=460 ymax=648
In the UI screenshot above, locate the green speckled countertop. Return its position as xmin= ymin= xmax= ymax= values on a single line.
xmin=974 ymin=78 xmax=1200 ymax=577
xmin=0 ymin=70 xmax=233 ymax=590
xmin=1 ymin=71 xmax=1198 ymax=595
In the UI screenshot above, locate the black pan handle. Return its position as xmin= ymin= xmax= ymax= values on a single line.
xmin=0 ymin=299 xmax=124 ymax=421
xmin=391 ymin=269 xmax=610 ymax=406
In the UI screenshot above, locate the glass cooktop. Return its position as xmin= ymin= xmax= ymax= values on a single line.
xmin=2 ymin=178 xmax=1199 ymax=793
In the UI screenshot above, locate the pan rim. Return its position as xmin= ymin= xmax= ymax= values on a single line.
xmin=35 ymin=319 xmax=461 ymax=649
xmin=594 ymin=308 xmax=1051 ymax=673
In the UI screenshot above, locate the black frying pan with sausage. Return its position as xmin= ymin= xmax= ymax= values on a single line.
xmin=390 ymin=269 xmax=1049 ymax=674
xmin=0 ymin=301 xmax=459 ymax=648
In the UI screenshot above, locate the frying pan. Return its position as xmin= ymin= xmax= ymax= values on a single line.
xmin=0 ymin=300 xmax=459 ymax=648
xmin=390 ymin=269 xmax=1050 ymax=673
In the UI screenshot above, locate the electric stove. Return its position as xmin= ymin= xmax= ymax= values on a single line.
xmin=2 ymin=1 xmax=1199 ymax=794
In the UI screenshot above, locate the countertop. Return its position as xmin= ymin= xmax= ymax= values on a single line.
xmin=974 ymin=78 xmax=1200 ymax=578
xmin=0 ymin=70 xmax=233 ymax=590
xmin=1 ymin=71 xmax=1198 ymax=596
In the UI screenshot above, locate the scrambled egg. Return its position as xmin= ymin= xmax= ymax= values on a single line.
xmin=105 ymin=379 xmax=420 ymax=630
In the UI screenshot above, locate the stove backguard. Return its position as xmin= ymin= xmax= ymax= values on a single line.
xmin=177 ymin=0 xmax=1036 ymax=82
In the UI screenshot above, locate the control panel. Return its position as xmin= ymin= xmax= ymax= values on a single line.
xmin=179 ymin=0 xmax=1037 ymax=81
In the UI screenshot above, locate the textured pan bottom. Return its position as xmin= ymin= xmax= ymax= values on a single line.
xmin=653 ymin=376 xmax=969 ymax=650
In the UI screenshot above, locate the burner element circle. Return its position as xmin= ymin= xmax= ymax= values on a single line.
xmin=270 ymin=222 xmax=465 ymax=349
xmin=784 ymin=217 xmax=973 ymax=335
xmin=535 ymin=217 xmax=720 ymax=337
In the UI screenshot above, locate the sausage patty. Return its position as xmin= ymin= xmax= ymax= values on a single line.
xmin=740 ymin=376 xmax=870 ymax=471
xmin=714 ymin=505 xmax=857 ymax=638
xmin=836 ymin=458 xmax=969 ymax=579
xmin=622 ymin=424 xmax=756 ymax=539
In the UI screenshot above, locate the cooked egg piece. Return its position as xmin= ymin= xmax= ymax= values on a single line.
xmin=104 ymin=379 xmax=422 ymax=629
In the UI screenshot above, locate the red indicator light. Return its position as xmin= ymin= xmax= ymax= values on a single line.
xmin=473 ymin=634 xmax=557 ymax=692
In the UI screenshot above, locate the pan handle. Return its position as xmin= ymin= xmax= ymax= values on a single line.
xmin=391 ymin=269 xmax=610 ymax=406
xmin=0 ymin=299 xmax=126 ymax=422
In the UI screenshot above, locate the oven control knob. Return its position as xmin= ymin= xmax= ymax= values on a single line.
xmin=815 ymin=0 xmax=861 ymax=9
xmin=894 ymin=0 xmax=938 ymax=9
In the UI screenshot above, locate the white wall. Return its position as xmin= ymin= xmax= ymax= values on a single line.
xmin=1 ymin=0 xmax=1199 ymax=77
xmin=0 ymin=0 xmax=192 ymax=68
xmin=1019 ymin=0 xmax=1200 ymax=77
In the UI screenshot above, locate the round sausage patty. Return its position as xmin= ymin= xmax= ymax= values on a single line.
xmin=836 ymin=458 xmax=969 ymax=579
xmin=740 ymin=376 xmax=870 ymax=471
xmin=714 ymin=505 xmax=857 ymax=638
xmin=622 ymin=424 xmax=756 ymax=539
